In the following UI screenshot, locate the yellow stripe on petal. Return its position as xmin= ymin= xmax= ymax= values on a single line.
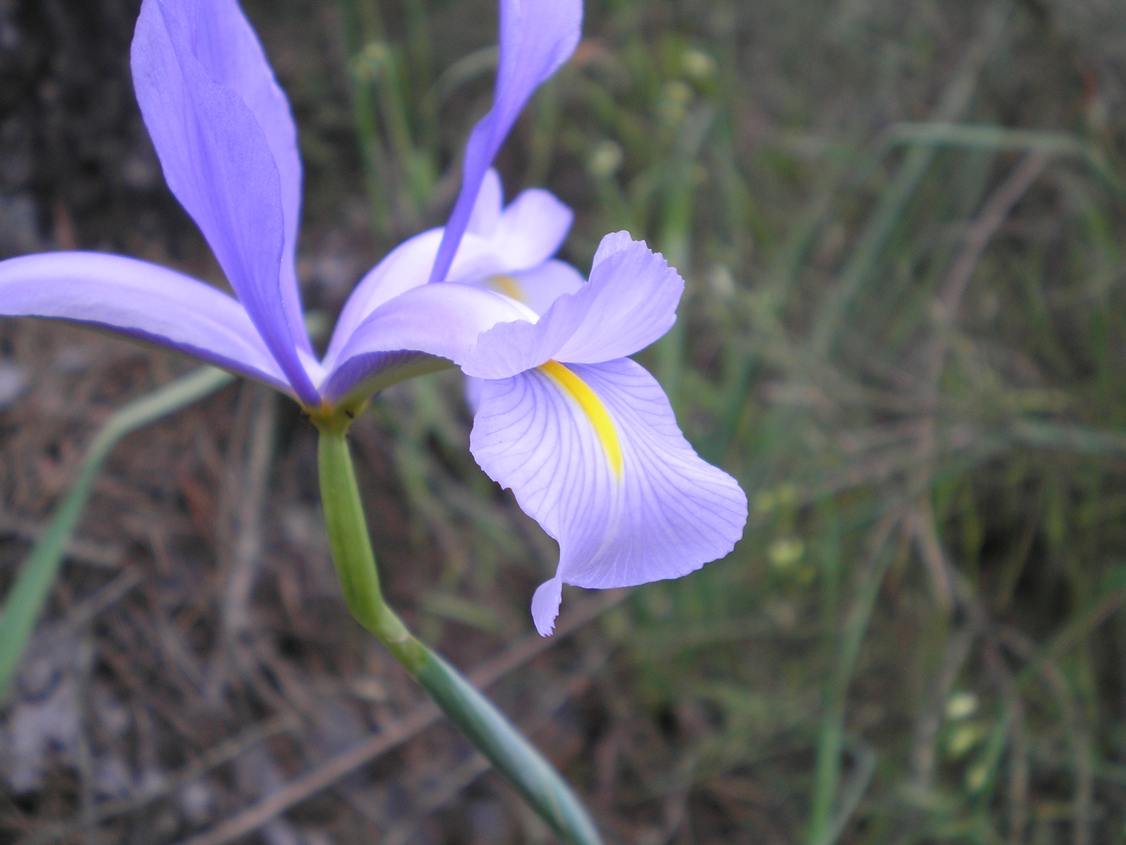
xmin=539 ymin=360 xmax=623 ymax=478
xmin=490 ymin=274 xmax=526 ymax=303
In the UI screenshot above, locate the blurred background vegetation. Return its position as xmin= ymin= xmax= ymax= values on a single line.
xmin=1 ymin=0 xmax=1125 ymax=842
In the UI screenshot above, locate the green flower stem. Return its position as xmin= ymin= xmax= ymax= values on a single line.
xmin=316 ymin=424 xmax=603 ymax=845
xmin=316 ymin=423 xmax=423 ymax=668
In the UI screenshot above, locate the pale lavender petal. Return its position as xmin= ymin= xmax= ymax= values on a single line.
xmin=326 ymin=178 xmax=573 ymax=365
xmin=322 ymin=284 xmax=534 ymax=404
xmin=463 ymin=233 xmax=683 ymax=380
xmin=132 ymin=0 xmax=317 ymax=404
xmin=427 ymin=0 xmax=582 ymax=284
xmin=469 ymin=357 xmax=747 ymax=635
xmin=464 ymin=376 xmax=485 ymax=415
xmin=550 ymin=233 xmax=683 ymax=363
xmin=186 ymin=0 xmax=310 ymax=355
xmin=479 ymin=259 xmax=584 ymax=316
xmin=0 ymin=253 xmax=289 ymax=390
xmin=530 ymin=578 xmax=563 ymax=637
xmin=461 ymin=262 xmax=582 ymax=417
xmin=467 ymin=169 xmax=505 ymax=235
xmin=484 ymin=188 xmax=573 ymax=269
xmin=460 ymin=301 xmax=575 ymax=381
xmin=324 ymin=228 xmax=445 ymax=367
xmin=325 ymin=225 xmax=523 ymax=369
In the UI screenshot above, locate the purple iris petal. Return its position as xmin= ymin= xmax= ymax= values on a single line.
xmin=480 ymin=188 xmax=573 ymax=269
xmin=459 ymin=170 xmax=575 ymax=264
xmin=466 ymin=169 xmax=507 ymax=234
xmin=183 ymin=0 xmax=310 ymax=356
xmin=478 ymin=259 xmax=585 ymax=315
xmin=0 ymin=253 xmax=289 ymax=390
xmin=451 ymin=232 xmax=746 ymax=633
xmin=322 ymin=283 xmax=534 ymax=404
xmin=427 ymin=0 xmax=582 ymax=284
xmin=459 ymin=170 xmax=575 ymax=271
xmin=462 ymin=259 xmax=585 ymax=413
xmin=2 ymin=0 xmax=745 ymax=641
xmin=470 ymin=358 xmax=747 ymax=636
xmin=324 ymin=229 xmax=447 ymax=366
xmin=462 ymin=232 xmax=684 ymax=379
xmin=326 ymin=169 xmax=573 ymax=368
xmin=7 ymin=0 xmax=581 ymax=413
xmin=132 ymin=0 xmax=318 ymax=404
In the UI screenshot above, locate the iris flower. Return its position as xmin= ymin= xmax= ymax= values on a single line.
xmin=0 ymin=0 xmax=747 ymax=634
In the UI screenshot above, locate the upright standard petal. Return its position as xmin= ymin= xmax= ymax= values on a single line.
xmin=0 ymin=253 xmax=289 ymax=390
xmin=463 ymin=234 xmax=684 ymax=380
xmin=427 ymin=0 xmax=582 ymax=284
xmin=469 ymin=358 xmax=747 ymax=635
xmin=484 ymin=188 xmax=573 ymax=271
xmin=324 ymin=229 xmax=445 ymax=367
xmin=466 ymin=169 xmax=506 ymax=235
xmin=325 ymin=173 xmax=573 ymax=366
xmin=185 ymin=0 xmax=310 ymax=354
xmin=132 ymin=0 xmax=317 ymax=404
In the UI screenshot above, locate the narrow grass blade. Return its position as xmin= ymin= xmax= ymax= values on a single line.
xmin=336 ymin=0 xmax=393 ymax=237
xmin=888 ymin=122 xmax=1124 ymax=197
xmin=0 ymin=367 xmax=233 ymax=702
xmin=809 ymin=4 xmax=1009 ymax=357
xmin=807 ymin=520 xmax=897 ymax=845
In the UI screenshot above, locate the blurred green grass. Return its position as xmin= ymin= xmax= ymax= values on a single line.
xmin=6 ymin=0 xmax=1121 ymax=840
xmin=321 ymin=0 xmax=1125 ymax=841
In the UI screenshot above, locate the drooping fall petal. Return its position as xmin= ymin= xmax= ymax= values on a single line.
xmin=469 ymin=358 xmax=747 ymax=635
xmin=0 ymin=253 xmax=289 ymax=390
